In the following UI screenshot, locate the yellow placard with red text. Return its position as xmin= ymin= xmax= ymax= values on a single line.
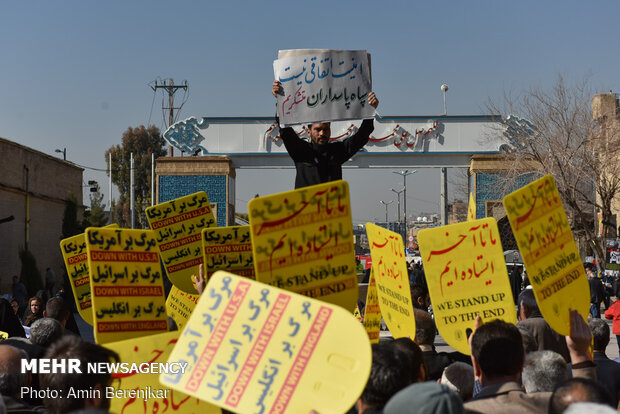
xmin=106 ymin=331 xmax=220 ymax=414
xmin=249 ymin=180 xmax=358 ymax=311
xmin=86 ymin=227 xmax=168 ymax=344
xmin=146 ymin=192 xmax=216 ymax=294
xmin=503 ymin=174 xmax=589 ymax=335
xmin=161 ymin=272 xmax=371 ymax=414
xmin=202 ymin=226 xmax=255 ymax=279
xmin=363 ymin=269 xmax=381 ymax=344
xmin=366 ymin=223 xmax=415 ymax=339
xmin=467 ymin=193 xmax=476 ymax=221
xmin=418 ymin=218 xmax=516 ymax=354
xmin=166 ymin=286 xmax=200 ymax=330
xmin=60 ymin=224 xmax=118 ymax=325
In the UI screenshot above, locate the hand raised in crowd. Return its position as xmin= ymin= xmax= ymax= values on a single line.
xmin=192 ymin=264 xmax=206 ymax=296
xmin=565 ymin=309 xmax=593 ymax=364
xmin=367 ymin=92 xmax=379 ymax=108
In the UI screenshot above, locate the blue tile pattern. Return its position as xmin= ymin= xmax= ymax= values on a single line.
xmin=475 ymin=173 xmax=536 ymax=219
xmin=159 ymin=175 xmax=227 ymax=227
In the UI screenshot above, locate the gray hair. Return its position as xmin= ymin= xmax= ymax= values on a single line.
xmin=440 ymin=362 xmax=474 ymax=401
xmin=0 ymin=345 xmax=29 ymax=396
xmin=564 ymin=402 xmax=617 ymax=414
xmin=522 ymin=350 xmax=567 ymax=393
xmin=588 ymin=318 xmax=610 ymax=351
xmin=30 ymin=317 xmax=64 ymax=347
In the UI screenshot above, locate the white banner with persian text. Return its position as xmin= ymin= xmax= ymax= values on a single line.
xmin=274 ymin=49 xmax=374 ymax=127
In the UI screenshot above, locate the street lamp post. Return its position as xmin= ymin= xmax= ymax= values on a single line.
xmin=393 ymin=170 xmax=416 ymax=237
xmin=391 ymin=187 xmax=404 ymax=234
xmin=55 ymin=148 xmax=66 ymax=160
xmin=379 ymin=200 xmax=393 ymax=223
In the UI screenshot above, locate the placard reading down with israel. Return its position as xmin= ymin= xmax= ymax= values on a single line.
xmin=417 ymin=218 xmax=516 ymax=355
xmin=161 ymin=272 xmax=372 ymax=414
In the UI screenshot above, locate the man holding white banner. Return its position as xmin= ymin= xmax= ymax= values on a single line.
xmin=272 ymin=49 xmax=379 ymax=188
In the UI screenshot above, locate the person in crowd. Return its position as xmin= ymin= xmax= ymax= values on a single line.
xmin=0 ymin=344 xmax=46 ymax=412
xmin=0 ymin=298 xmax=25 ymax=338
xmin=414 ymin=309 xmax=453 ymax=381
xmin=43 ymin=296 xmax=80 ymax=336
xmin=464 ymin=310 xmax=595 ymax=414
xmin=353 ymin=343 xmax=410 ymax=414
xmin=29 ymin=318 xmax=64 ymax=348
xmin=39 ymin=335 xmax=119 ymax=414
xmin=582 ymin=318 xmax=620 ymax=406
xmin=521 ymin=350 xmax=568 ymax=393
xmin=604 ymin=297 xmax=620 ymax=355
xmin=390 ymin=337 xmax=427 ymax=383
xmin=410 ymin=284 xmax=430 ymax=311
xmin=509 ymin=265 xmax=522 ymax=305
xmin=272 ymin=80 xmax=379 ymax=189
xmin=517 ymin=289 xmax=570 ymax=361
xmin=383 ymin=382 xmax=464 ymax=414
xmin=517 ymin=326 xmax=538 ymax=354
xmin=440 ymin=362 xmax=475 ymax=402
xmin=11 ymin=276 xmax=27 ymax=317
xmin=549 ymin=378 xmax=614 ymax=414
xmin=588 ymin=266 xmax=604 ymax=318
xmin=23 ymin=296 xmax=44 ymax=327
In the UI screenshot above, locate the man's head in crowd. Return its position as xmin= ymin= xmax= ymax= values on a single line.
xmin=0 ymin=345 xmax=30 ymax=399
xmin=440 ymin=362 xmax=474 ymax=402
xmin=39 ymin=335 xmax=119 ymax=414
xmin=521 ymin=350 xmax=567 ymax=393
xmin=308 ymin=123 xmax=331 ymax=146
xmin=390 ymin=337 xmax=426 ymax=383
xmin=357 ymin=343 xmax=410 ymax=413
xmin=29 ymin=318 xmax=64 ymax=348
xmin=518 ymin=288 xmax=539 ymax=320
xmin=549 ymin=378 xmax=614 ymax=414
xmin=414 ymin=309 xmax=435 ymax=346
xmin=410 ymin=284 xmax=430 ymax=310
xmin=470 ymin=320 xmax=523 ymax=386
xmin=383 ymin=382 xmax=464 ymax=414
xmin=588 ymin=318 xmax=610 ymax=352
xmin=44 ymin=296 xmax=70 ymax=327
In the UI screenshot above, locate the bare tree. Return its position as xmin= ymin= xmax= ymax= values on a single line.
xmin=486 ymin=75 xmax=620 ymax=267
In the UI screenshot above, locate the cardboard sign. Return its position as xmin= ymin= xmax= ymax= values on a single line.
xmin=161 ymin=272 xmax=372 ymax=414
xmin=249 ymin=180 xmax=358 ymax=311
xmin=86 ymin=227 xmax=168 ymax=344
xmin=106 ymin=331 xmax=221 ymax=414
xmin=202 ymin=226 xmax=255 ymax=279
xmin=467 ymin=193 xmax=476 ymax=221
xmin=60 ymin=224 xmax=118 ymax=325
xmin=274 ymin=50 xmax=374 ymax=127
xmin=365 ymin=223 xmax=415 ymax=339
xmin=363 ymin=269 xmax=381 ymax=344
xmin=503 ymin=174 xmax=589 ymax=335
xmin=418 ymin=218 xmax=517 ymax=354
xmin=146 ymin=192 xmax=217 ymax=294
xmin=167 ymin=286 xmax=200 ymax=330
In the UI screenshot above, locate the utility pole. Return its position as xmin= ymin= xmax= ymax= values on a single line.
xmin=151 ymin=78 xmax=188 ymax=156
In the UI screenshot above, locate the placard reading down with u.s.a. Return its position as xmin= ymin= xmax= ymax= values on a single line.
xmin=146 ymin=191 xmax=216 ymax=294
xmin=417 ymin=218 xmax=516 ymax=355
xmin=85 ymin=227 xmax=168 ymax=344
xmin=248 ymin=180 xmax=358 ymax=311
xmin=503 ymin=174 xmax=589 ymax=335
xmin=202 ymin=225 xmax=255 ymax=280
xmin=161 ymin=271 xmax=372 ymax=414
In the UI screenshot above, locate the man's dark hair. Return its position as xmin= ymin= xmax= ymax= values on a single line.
xmin=588 ymin=318 xmax=610 ymax=351
xmin=390 ymin=337 xmax=426 ymax=383
xmin=414 ymin=309 xmax=436 ymax=345
xmin=360 ymin=343 xmax=410 ymax=410
xmin=519 ymin=289 xmax=539 ymax=316
xmin=471 ymin=320 xmax=523 ymax=378
xmin=45 ymin=296 xmax=70 ymax=322
xmin=549 ymin=378 xmax=614 ymax=414
xmin=39 ymin=335 xmax=119 ymax=414
xmin=410 ymin=284 xmax=428 ymax=310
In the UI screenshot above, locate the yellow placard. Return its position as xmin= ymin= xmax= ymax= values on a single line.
xmin=106 ymin=331 xmax=220 ymax=414
xmin=202 ymin=226 xmax=255 ymax=279
xmin=503 ymin=174 xmax=589 ymax=335
xmin=166 ymin=286 xmax=200 ymax=330
xmin=467 ymin=192 xmax=476 ymax=221
xmin=418 ymin=218 xmax=517 ymax=354
xmin=86 ymin=227 xmax=168 ymax=344
xmin=60 ymin=224 xmax=118 ymax=325
xmin=365 ymin=223 xmax=415 ymax=339
xmin=363 ymin=269 xmax=381 ymax=344
xmin=146 ymin=192 xmax=217 ymax=293
xmin=249 ymin=180 xmax=358 ymax=311
xmin=0 ymin=331 xmax=7 ymax=341
xmin=161 ymin=271 xmax=372 ymax=414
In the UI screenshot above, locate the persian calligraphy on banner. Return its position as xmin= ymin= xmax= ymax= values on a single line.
xmin=249 ymin=180 xmax=358 ymax=311
xmin=503 ymin=175 xmax=589 ymax=335
xmin=366 ymin=223 xmax=415 ymax=339
xmin=107 ymin=331 xmax=221 ymax=414
xmin=274 ymin=49 xmax=374 ymax=127
xmin=363 ymin=269 xmax=381 ymax=344
xmin=161 ymin=272 xmax=371 ymax=414
xmin=166 ymin=286 xmax=200 ymax=330
xmin=60 ymin=224 xmax=118 ymax=326
xmin=418 ymin=218 xmax=516 ymax=354
xmin=202 ymin=226 xmax=255 ymax=279
xmin=146 ymin=192 xmax=216 ymax=294
xmin=86 ymin=227 xmax=168 ymax=344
